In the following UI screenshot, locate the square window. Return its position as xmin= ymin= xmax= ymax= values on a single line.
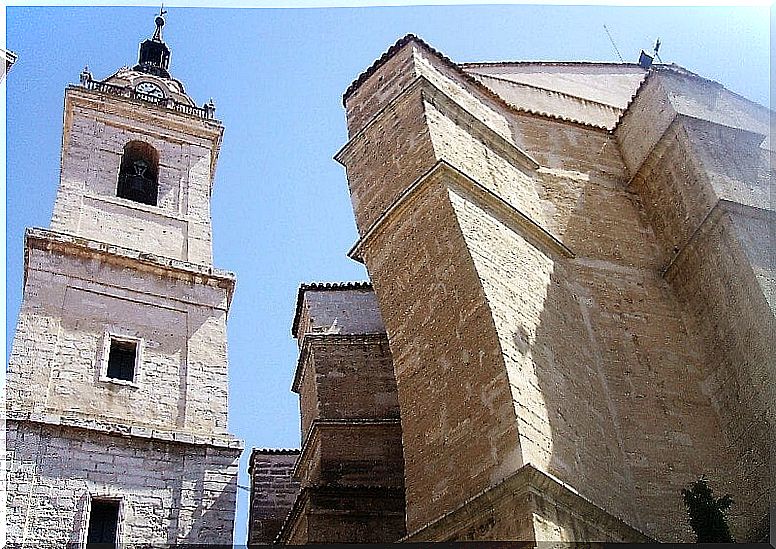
xmin=86 ymin=498 xmax=120 ymax=546
xmin=106 ymin=339 xmax=137 ymax=382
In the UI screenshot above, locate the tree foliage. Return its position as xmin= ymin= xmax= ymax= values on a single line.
xmin=682 ymin=478 xmax=734 ymax=543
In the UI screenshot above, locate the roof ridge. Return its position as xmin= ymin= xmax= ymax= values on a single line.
xmin=344 ymin=33 xmax=455 ymax=104
xmin=462 ymin=60 xmax=644 ymax=68
xmin=470 ymin=71 xmax=625 ymax=112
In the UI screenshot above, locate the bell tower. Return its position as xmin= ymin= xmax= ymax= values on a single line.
xmin=6 ymin=12 xmax=242 ymax=546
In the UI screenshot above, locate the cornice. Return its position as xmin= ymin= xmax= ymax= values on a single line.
xmin=292 ymin=418 xmax=402 ymax=482
xmin=401 ymin=462 xmax=653 ymax=543
xmin=290 ymin=332 xmax=388 ymax=394
xmin=347 ymin=160 xmax=574 ymax=264
xmin=24 ymin=227 xmax=236 ymax=309
xmin=8 ymin=412 xmax=243 ymax=451
xmin=65 ymin=86 xmax=223 ymax=140
xmin=663 ymin=199 xmax=775 ymax=280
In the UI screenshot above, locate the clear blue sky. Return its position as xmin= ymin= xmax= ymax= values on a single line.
xmin=5 ymin=3 xmax=771 ymax=545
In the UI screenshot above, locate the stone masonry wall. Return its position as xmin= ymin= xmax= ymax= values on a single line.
xmin=8 ymin=238 xmax=231 ymax=436
xmin=357 ymin=180 xmax=522 ymax=534
xmin=6 ymin=419 xmax=240 ymax=546
xmin=283 ymin=287 xmax=406 ymax=543
xmin=616 ymin=71 xmax=774 ymax=541
xmin=51 ymin=88 xmax=222 ymax=265
xmin=309 ymin=336 xmax=399 ymax=422
xmin=294 ymin=287 xmax=385 ymax=341
xmin=341 ymin=37 xmax=747 ymax=542
xmin=248 ymin=450 xmax=300 ymax=544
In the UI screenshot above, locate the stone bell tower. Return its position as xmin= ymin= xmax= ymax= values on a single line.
xmin=6 ymin=13 xmax=242 ymax=546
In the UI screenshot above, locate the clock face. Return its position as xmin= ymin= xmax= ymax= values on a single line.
xmin=136 ymin=81 xmax=165 ymax=99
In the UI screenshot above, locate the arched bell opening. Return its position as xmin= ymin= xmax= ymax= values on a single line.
xmin=117 ymin=141 xmax=159 ymax=206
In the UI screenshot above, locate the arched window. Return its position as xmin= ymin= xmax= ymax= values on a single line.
xmin=117 ymin=141 xmax=159 ymax=206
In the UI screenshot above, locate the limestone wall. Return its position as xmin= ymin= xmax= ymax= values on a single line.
xmin=6 ymin=420 xmax=240 ymax=546
xmin=340 ymin=36 xmax=753 ymax=542
xmin=616 ymin=69 xmax=774 ymax=542
xmin=7 ymin=233 xmax=232 ymax=436
xmin=51 ymin=88 xmax=222 ymax=265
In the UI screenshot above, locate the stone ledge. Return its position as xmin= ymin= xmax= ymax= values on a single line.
xmin=24 ymin=227 xmax=236 ymax=307
xmin=293 ymin=418 xmax=402 ymax=481
xmin=8 ymin=411 xmax=244 ymax=450
xmin=291 ymin=332 xmax=389 ymax=393
xmin=402 ymin=463 xmax=653 ymax=543
xmin=347 ymin=160 xmax=573 ymax=263
xmin=275 ymin=482 xmax=406 ymax=544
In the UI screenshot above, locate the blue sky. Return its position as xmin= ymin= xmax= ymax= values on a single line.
xmin=5 ymin=3 xmax=771 ymax=545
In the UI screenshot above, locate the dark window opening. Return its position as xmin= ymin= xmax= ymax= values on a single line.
xmin=106 ymin=339 xmax=137 ymax=382
xmin=117 ymin=141 xmax=159 ymax=206
xmin=86 ymin=499 xmax=120 ymax=546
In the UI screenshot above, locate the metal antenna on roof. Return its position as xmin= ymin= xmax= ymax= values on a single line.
xmin=653 ymin=38 xmax=663 ymax=63
xmin=603 ymin=25 xmax=624 ymax=63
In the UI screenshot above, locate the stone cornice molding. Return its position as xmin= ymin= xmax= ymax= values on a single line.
xmin=292 ymin=417 xmax=402 ymax=483
xmin=273 ymin=481 xmax=404 ymax=544
xmin=7 ymin=412 xmax=243 ymax=451
xmin=402 ymin=462 xmax=653 ymax=543
xmin=347 ymin=160 xmax=574 ymax=264
xmin=24 ymin=227 xmax=236 ymax=309
xmin=625 ymin=113 xmax=772 ymax=274
xmin=291 ymin=332 xmax=389 ymax=394
xmin=335 ymin=74 xmax=539 ymax=172
xmin=66 ymin=86 xmax=222 ymax=138
xmin=662 ymin=198 xmax=775 ymax=280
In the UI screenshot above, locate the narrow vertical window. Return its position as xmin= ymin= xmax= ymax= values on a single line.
xmin=86 ymin=499 xmax=120 ymax=546
xmin=117 ymin=140 xmax=159 ymax=206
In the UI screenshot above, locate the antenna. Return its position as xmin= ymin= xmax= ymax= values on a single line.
xmin=653 ymin=38 xmax=663 ymax=63
xmin=603 ymin=25 xmax=624 ymax=63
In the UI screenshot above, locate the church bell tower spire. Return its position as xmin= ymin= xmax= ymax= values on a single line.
xmin=134 ymin=7 xmax=171 ymax=78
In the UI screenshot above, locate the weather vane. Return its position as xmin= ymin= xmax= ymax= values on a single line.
xmin=653 ymin=38 xmax=663 ymax=63
xmin=153 ymin=4 xmax=167 ymax=41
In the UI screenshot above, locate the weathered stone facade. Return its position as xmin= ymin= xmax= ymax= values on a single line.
xmin=249 ymin=284 xmax=406 ymax=544
xmin=6 ymin=19 xmax=242 ymax=547
xmin=334 ymin=35 xmax=773 ymax=543
xmin=248 ymin=449 xmax=301 ymax=545
xmin=251 ymin=35 xmax=772 ymax=544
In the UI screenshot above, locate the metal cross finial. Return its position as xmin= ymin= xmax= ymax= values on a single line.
xmin=653 ymin=38 xmax=663 ymax=63
xmin=153 ymin=5 xmax=167 ymax=41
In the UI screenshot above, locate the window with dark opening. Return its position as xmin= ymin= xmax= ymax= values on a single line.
xmin=117 ymin=141 xmax=159 ymax=206
xmin=86 ymin=499 xmax=120 ymax=546
xmin=106 ymin=339 xmax=137 ymax=382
